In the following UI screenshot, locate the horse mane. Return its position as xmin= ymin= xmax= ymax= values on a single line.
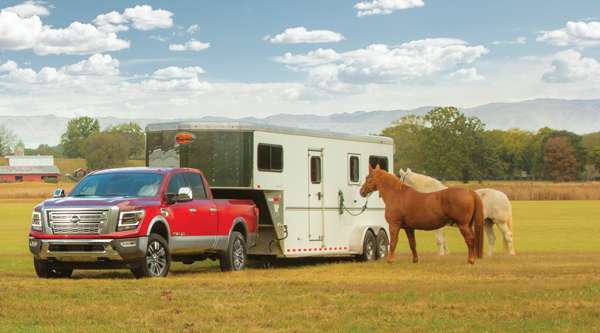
xmin=404 ymin=171 xmax=447 ymax=192
xmin=379 ymin=171 xmax=404 ymax=191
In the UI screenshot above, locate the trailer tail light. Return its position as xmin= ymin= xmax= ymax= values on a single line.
xmin=254 ymin=208 xmax=259 ymax=218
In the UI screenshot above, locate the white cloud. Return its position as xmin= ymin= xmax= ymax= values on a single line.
xmin=444 ymin=68 xmax=485 ymax=82
xmin=274 ymin=38 xmax=488 ymax=94
xmin=169 ymin=38 xmax=210 ymax=51
xmin=266 ymin=27 xmax=345 ymax=44
xmin=542 ymin=49 xmax=600 ymax=83
xmin=3 ymin=0 xmax=50 ymax=18
xmin=149 ymin=35 xmax=169 ymax=42
xmin=536 ymin=21 xmax=600 ymax=47
xmin=60 ymin=54 xmax=120 ymax=76
xmin=93 ymin=5 xmax=173 ymax=31
xmin=34 ymin=21 xmax=131 ymax=55
xmin=0 ymin=11 xmax=42 ymax=50
xmin=187 ymin=24 xmax=199 ymax=34
xmin=0 ymin=65 xmax=72 ymax=85
xmin=354 ymin=0 xmax=424 ymax=17
xmin=120 ymin=77 xmax=214 ymax=93
xmin=492 ymin=37 xmax=526 ymax=45
xmin=152 ymin=66 xmax=206 ymax=78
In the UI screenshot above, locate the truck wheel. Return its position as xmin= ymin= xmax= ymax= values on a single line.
xmin=356 ymin=231 xmax=376 ymax=262
xmin=219 ymin=231 xmax=247 ymax=272
xmin=131 ymin=234 xmax=171 ymax=279
xmin=33 ymin=257 xmax=73 ymax=278
xmin=375 ymin=230 xmax=389 ymax=260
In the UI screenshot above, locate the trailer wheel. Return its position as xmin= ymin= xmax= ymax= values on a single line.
xmin=375 ymin=230 xmax=389 ymax=260
xmin=219 ymin=231 xmax=247 ymax=272
xmin=131 ymin=234 xmax=171 ymax=279
xmin=356 ymin=231 xmax=376 ymax=262
xmin=33 ymin=257 xmax=73 ymax=278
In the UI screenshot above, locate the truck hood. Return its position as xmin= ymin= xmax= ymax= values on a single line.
xmin=38 ymin=196 xmax=157 ymax=209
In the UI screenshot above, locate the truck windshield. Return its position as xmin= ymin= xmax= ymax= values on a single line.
xmin=70 ymin=173 xmax=164 ymax=197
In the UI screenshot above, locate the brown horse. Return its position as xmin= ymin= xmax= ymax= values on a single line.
xmin=360 ymin=165 xmax=484 ymax=265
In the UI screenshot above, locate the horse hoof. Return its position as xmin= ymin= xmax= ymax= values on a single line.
xmin=386 ymin=260 xmax=394 ymax=265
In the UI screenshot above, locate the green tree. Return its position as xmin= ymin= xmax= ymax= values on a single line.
xmin=60 ymin=116 xmax=100 ymax=158
xmin=34 ymin=144 xmax=55 ymax=156
xmin=470 ymin=134 xmax=502 ymax=183
xmin=105 ymin=123 xmax=145 ymax=158
xmin=0 ymin=125 xmax=19 ymax=156
xmin=543 ymin=137 xmax=578 ymax=182
xmin=83 ymin=132 xmax=131 ymax=171
xmin=380 ymin=115 xmax=425 ymax=175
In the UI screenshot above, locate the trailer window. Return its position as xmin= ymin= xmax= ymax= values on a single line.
xmin=257 ymin=144 xmax=283 ymax=172
xmin=310 ymin=156 xmax=321 ymax=184
xmin=349 ymin=155 xmax=359 ymax=183
xmin=369 ymin=156 xmax=389 ymax=172
xmin=184 ymin=172 xmax=208 ymax=199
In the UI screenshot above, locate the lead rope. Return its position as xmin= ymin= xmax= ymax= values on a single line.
xmin=338 ymin=190 xmax=371 ymax=216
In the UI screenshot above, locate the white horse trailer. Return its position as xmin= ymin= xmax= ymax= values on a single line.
xmin=145 ymin=121 xmax=393 ymax=261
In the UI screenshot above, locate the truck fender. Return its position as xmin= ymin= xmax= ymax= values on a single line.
xmin=145 ymin=216 xmax=171 ymax=243
xmin=349 ymin=225 xmax=384 ymax=254
xmin=214 ymin=217 xmax=252 ymax=252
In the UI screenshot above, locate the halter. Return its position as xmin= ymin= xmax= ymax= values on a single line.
xmin=362 ymin=174 xmax=374 ymax=194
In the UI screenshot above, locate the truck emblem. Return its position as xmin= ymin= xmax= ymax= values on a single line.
xmin=70 ymin=215 xmax=81 ymax=224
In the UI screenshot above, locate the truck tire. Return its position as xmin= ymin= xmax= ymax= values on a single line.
xmin=356 ymin=231 xmax=376 ymax=262
xmin=219 ymin=231 xmax=247 ymax=272
xmin=375 ymin=229 xmax=389 ymax=260
xmin=33 ymin=257 xmax=73 ymax=278
xmin=131 ymin=234 xmax=171 ymax=279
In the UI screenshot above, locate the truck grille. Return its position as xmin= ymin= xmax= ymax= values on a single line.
xmin=48 ymin=211 xmax=108 ymax=235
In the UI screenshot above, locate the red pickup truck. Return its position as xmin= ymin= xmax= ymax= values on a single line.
xmin=28 ymin=167 xmax=259 ymax=278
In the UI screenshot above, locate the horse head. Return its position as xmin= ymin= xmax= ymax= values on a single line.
xmin=359 ymin=164 xmax=380 ymax=198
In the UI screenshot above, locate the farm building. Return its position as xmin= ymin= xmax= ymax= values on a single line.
xmin=73 ymin=168 xmax=87 ymax=178
xmin=0 ymin=156 xmax=60 ymax=182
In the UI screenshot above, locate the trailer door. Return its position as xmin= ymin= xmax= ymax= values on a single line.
xmin=308 ymin=149 xmax=324 ymax=241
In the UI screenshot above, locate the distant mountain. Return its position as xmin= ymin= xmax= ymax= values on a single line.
xmin=2 ymin=99 xmax=599 ymax=149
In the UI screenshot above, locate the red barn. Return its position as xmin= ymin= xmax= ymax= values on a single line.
xmin=0 ymin=166 xmax=61 ymax=182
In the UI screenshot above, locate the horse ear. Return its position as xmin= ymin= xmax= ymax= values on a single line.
xmin=399 ymin=169 xmax=406 ymax=177
xmin=376 ymin=164 xmax=381 ymax=170
xmin=368 ymin=164 xmax=373 ymax=174
xmin=407 ymin=168 xmax=412 ymax=173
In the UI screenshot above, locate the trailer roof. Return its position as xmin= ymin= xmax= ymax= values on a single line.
xmin=145 ymin=121 xmax=393 ymax=145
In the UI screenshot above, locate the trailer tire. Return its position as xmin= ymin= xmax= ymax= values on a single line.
xmin=131 ymin=234 xmax=171 ymax=279
xmin=356 ymin=231 xmax=376 ymax=262
xmin=33 ymin=257 xmax=73 ymax=278
xmin=375 ymin=230 xmax=389 ymax=260
xmin=219 ymin=231 xmax=247 ymax=272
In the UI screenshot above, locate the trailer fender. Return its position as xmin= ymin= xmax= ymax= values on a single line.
xmin=350 ymin=225 xmax=386 ymax=254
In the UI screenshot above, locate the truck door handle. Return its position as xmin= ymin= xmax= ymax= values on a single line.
xmin=189 ymin=208 xmax=197 ymax=213
xmin=210 ymin=208 xmax=218 ymax=212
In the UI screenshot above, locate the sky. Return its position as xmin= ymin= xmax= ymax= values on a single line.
xmin=1 ymin=0 xmax=600 ymax=121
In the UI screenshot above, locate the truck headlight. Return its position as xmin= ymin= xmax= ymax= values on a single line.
xmin=31 ymin=211 xmax=42 ymax=231
xmin=117 ymin=209 xmax=145 ymax=231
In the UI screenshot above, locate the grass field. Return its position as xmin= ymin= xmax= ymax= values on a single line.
xmin=1 ymin=200 xmax=599 ymax=331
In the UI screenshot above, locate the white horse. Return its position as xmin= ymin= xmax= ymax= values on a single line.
xmin=399 ymin=168 xmax=515 ymax=257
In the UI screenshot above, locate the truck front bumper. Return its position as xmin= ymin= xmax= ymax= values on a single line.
xmin=29 ymin=237 xmax=148 ymax=269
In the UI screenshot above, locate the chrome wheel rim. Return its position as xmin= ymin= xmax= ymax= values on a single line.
xmin=232 ymin=239 xmax=244 ymax=270
xmin=366 ymin=238 xmax=374 ymax=259
xmin=146 ymin=240 xmax=167 ymax=276
xmin=378 ymin=237 xmax=388 ymax=258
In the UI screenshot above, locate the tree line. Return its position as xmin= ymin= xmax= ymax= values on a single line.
xmin=0 ymin=116 xmax=144 ymax=172
xmin=381 ymin=107 xmax=600 ymax=182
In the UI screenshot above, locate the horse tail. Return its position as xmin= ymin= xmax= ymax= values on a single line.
xmin=503 ymin=204 xmax=514 ymax=253
xmin=470 ymin=191 xmax=484 ymax=259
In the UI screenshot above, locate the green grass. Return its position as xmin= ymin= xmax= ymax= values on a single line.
xmin=1 ymin=200 xmax=600 ymax=332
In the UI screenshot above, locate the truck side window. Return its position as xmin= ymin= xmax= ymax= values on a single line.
xmin=369 ymin=156 xmax=389 ymax=172
xmin=257 ymin=144 xmax=283 ymax=172
xmin=184 ymin=172 xmax=208 ymax=199
xmin=166 ymin=173 xmax=186 ymax=194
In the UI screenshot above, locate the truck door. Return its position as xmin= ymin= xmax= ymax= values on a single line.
xmin=308 ymin=149 xmax=324 ymax=241
xmin=183 ymin=172 xmax=218 ymax=251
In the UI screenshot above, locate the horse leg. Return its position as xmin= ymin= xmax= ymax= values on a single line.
xmin=404 ymin=228 xmax=418 ymax=263
xmin=434 ymin=228 xmax=445 ymax=256
xmin=496 ymin=221 xmax=516 ymax=255
xmin=457 ymin=223 xmax=475 ymax=265
xmin=484 ymin=220 xmax=496 ymax=257
xmin=387 ymin=223 xmax=401 ymax=264
xmin=443 ymin=232 xmax=450 ymax=255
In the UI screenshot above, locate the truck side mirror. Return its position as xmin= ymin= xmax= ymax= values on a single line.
xmin=177 ymin=187 xmax=193 ymax=202
xmin=54 ymin=189 xmax=66 ymax=198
